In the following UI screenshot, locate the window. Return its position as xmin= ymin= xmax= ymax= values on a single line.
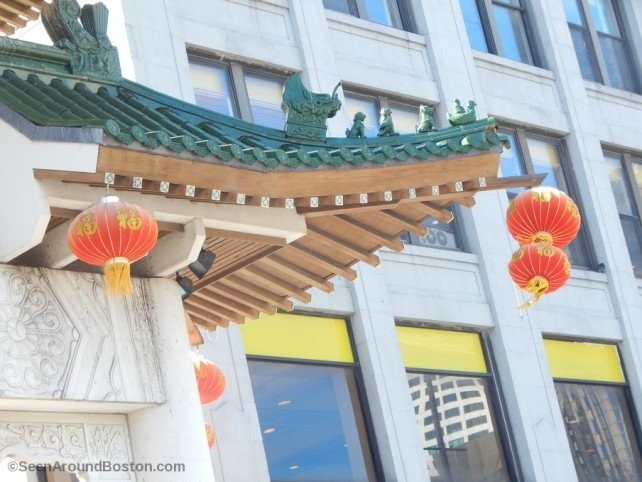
xmin=239 ymin=313 xmax=379 ymax=481
xmin=499 ymin=127 xmax=593 ymax=268
xmin=188 ymin=57 xmax=287 ymax=129
xmin=397 ymin=326 xmax=519 ymax=482
xmin=562 ymin=0 xmax=640 ymax=93
xmin=459 ymin=0 xmax=539 ymax=66
xmin=544 ymin=339 xmax=642 ymax=481
xmin=604 ymin=151 xmax=642 ymax=276
xmin=323 ymin=0 xmax=415 ymax=32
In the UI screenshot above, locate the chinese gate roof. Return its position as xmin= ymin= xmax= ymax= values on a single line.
xmin=0 ymin=0 xmax=542 ymax=330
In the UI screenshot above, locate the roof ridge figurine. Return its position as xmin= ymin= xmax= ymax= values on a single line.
xmin=448 ymin=99 xmax=477 ymax=126
xmin=377 ymin=107 xmax=398 ymax=137
xmin=346 ymin=111 xmax=366 ymax=138
xmin=282 ymin=73 xmax=342 ymax=141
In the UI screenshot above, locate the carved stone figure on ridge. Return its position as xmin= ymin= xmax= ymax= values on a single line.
xmin=416 ymin=104 xmax=437 ymax=133
xmin=346 ymin=111 xmax=366 ymax=138
xmin=448 ymin=98 xmax=477 ymax=126
xmin=377 ymin=107 xmax=398 ymax=137
xmin=282 ymin=73 xmax=342 ymax=140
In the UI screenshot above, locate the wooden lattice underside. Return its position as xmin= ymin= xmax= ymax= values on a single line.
xmin=0 ymin=0 xmax=47 ymax=35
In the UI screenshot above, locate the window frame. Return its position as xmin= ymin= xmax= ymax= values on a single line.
xmin=545 ymin=337 xmax=642 ymax=480
xmin=323 ymin=0 xmax=417 ymax=32
xmin=603 ymin=149 xmax=642 ymax=277
xmin=398 ymin=324 xmax=523 ymax=482
xmin=460 ymin=0 xmax=541 ymax=67
xmin=188 ymin=53 xmax=291 ymax=127
xmin=564 ymin=0 xmax=641 ymax=93
xmin=499 ymin=125 xmax=596 ymax=269
xmin=242 ymin=312 xmax=385 ymax=481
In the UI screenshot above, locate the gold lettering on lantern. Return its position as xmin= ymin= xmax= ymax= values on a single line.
xmin=75 ymin=213 xmax=98 ymax=236
xmin=531 ymin=188 xmax=552 ymax=203
xmin=563 ymin=259 xmax=571 ymax=275
xmin=116 ymin=208 xmax=143 ymax=231
xmin=511 ymin=248 xmax=524 ymax=262
xmin=536 ymin=243 xmax=555 ymax=257
xmin=507 ymin=199 xmax=517 ymax=216
xmin=566 ymin=198 xmax=579 ymax=217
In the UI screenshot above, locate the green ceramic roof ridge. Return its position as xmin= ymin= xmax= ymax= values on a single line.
xmin=0 ymin=37 xmax=507 ymax=171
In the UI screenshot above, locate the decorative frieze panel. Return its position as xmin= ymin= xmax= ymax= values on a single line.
xmin=0 ymin=265 xmax=164 ymax=404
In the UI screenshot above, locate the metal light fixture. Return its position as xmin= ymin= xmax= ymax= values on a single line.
xmin=176 ymin=271 xmax=193 ymax=300
xmin=188 ymin=249 xmax=216 ymax=279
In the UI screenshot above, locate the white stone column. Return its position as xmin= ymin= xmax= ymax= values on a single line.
xmin=127 ymin=279 xmax=215 ymax=482
xmin=349 ymin=264 xmax=430 ymax=482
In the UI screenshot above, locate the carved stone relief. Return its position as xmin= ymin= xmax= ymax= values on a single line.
xmin=0 ymin=265 xmax=164 ymax=404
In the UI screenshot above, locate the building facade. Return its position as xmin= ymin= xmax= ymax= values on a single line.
xmin=2 ymin=0 xmax=642 ymax=481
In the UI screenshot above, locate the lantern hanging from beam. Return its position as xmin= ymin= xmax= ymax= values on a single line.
xmin=67 ymin=195 xmax=158 ymax=295
xmin=508 ymin=242 xmax=571 ymax=309
xmin=192 ymin=353 xmax=226 ymax=405
xmin=506 ymin=187 xmax=581 ymax=247
xmin=205 ymin=423 xmax=216 ymax=450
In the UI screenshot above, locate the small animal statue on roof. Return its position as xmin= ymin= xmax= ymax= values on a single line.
xmin=282 ymin=73 xmax=342 ymax=140
xmin=416 ymin=104 xmax=437 ymax=133
xmin=377 ymin=107 xmax=399 ymax=136
xmin=448 ymin=99 xmax=477 ymax=126
xmin=346 ymin=111 xmax=367 ymax=138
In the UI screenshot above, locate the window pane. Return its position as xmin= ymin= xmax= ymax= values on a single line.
xmin=492 ymin=4 xmax=533 ymax=64
xmin=555 ymin=383 xmax=642 ymax=482
xmin=189 ymin=61 xmax=236 ymax=116
xmin=388 ymin=100 xmax=420 ymax=134
xmin=459 ymin=0 xmax=489 ymax=52
xmin=249 ymin=360 xmax=376 ymax=481
xmin=407 ymin=373 xmax=511 ymax=482
xmin=499 ymin=131 xmax=527 ymax=199
xmin=569 ymin=26 xmax=601 ymax=82
xmin=589 ymin=0 xmax=620 ymax=35
xmin=323 ymin=0 xmax=355 ymax=15
xmin=634 ymin=161 xmax=642 ymax=198
xmin=526 ymin=136 xmax=567 ymax=190
xmin=605 ymin=154 xmax=635 ymax=216
xmin=562 ymin=0 xmax=586 ymax=26
xmin=362 ymin=0 xmax=401 ymax=28
xmin=599 ymin=36 xmax=637 ymax=92
xmin=620 ymin=216 xmax=642 ymax=275
xmin=244 ymin=73 xmax=285 ymax=130
xmin=343 ymin=93 xmax=379 ymax=138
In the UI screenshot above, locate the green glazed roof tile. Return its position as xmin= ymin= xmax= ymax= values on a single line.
xmin=0 ymin=63 xmax=507 ymax=171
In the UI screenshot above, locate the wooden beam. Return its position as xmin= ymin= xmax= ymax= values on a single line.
xmin=243 ymin=265 xmax=312 ymax=304
xmin=186 ymin=305 xmax=229 ymax=328
xmin=0 ymin=0 xmax=39 ymax=19
xmin=184 ymin=310 xmax=204 ymax=346
xmin=222 ymin=275 xmax=294 ymax=311
xmin=203 ymin=284 xmax=277 ymax=316
xmin=306 ymin=226 xmax=380 ymax=266
xmin=259 ymin=256 xmax=334 ymax=293
xmin=415 ymin=202 xmax=454 ymax=223
xmin=204 ymin=227 xmax=287 ymax=246
xmin=454 ymin=196 xmax=476 ymax=208
xmin=382 ymin=210 xmax=428 ymax=236
xmin=0 ymin=20 xmax=15 ymax=34
xmin=288 ymin=244 xmax=357 ymax=281
xmin=189 ymin=292 xmax=246 ymax=323
xmin=0 ymin=9 xmax=27 ymax=27
xmin=335 ymin=214 xmax=404 ymax=252
xmin=195 ymin=288 xmax=260 ymax=319
xmin=481 ymin=173 xmax=545 ymax=191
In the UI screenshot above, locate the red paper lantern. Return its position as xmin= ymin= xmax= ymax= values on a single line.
xmin=508 ymin=242 xmax=571 ymax=309
xmin=506 ymin=187 xmax=580 ymax=247
xmin=192 ymin=353 xmax=226 ymax=405
xmin=205 ymin=423 xmax=216 ymax=449
xmin=67 ymin=196 xmax=158 ymax=295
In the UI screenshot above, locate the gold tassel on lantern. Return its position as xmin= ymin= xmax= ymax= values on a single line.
xmin=104 ymin=257 xmax=133 ymax=295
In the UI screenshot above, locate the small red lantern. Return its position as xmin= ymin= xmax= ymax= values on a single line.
xmin=205 ymin=423 xmax=216 ymax=449
xmin=509 ymin=242 xmax=571 ymax=309
xmin=192 ymin=353 xmax=226 ymax=405
xmin=67 ymin=196 xmax=158 ymax=295
xmin=506 ymin=187 xmax=580 ymax=247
